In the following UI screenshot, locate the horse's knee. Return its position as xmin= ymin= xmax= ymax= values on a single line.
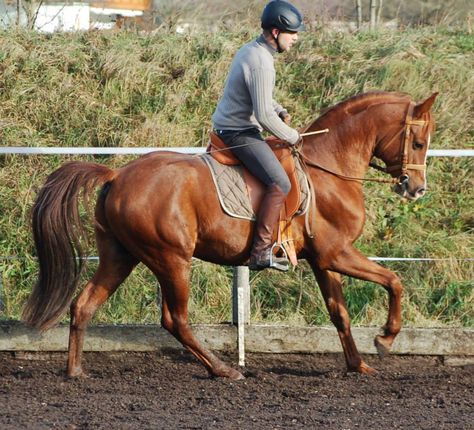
xmin=386 ymin=274 xmax=403 ymax=297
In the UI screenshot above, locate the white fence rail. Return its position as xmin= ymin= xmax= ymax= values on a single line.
xmin=1 ymin=146 xmax=473 ymax=156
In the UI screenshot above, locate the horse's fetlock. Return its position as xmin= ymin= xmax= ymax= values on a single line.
xmin=384 ymin=322 xmax=401 ymax=336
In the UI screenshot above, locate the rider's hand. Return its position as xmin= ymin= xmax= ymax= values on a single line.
xmin=289 ymin=134 xmax=302 ymax=147
xmin=279 ymin=111 xmax=292 ymax=125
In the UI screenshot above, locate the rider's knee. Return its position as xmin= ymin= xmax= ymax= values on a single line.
xmin=276 ymin=176 xmax=291 ymax=195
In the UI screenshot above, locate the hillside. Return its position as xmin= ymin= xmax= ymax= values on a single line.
xmin=0 ymin=24 xmax=472 ymax=327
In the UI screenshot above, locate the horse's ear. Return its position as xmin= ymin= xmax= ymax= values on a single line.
xmin=414 ymin=92 xmax=439 ymax=116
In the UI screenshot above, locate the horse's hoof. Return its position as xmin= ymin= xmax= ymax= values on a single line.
xmin=374 ymin=335 xmax=392 ymax=358
xmin=212 ymin=366 xmax=245 ymax=380
xmin=357 ymin=361 xmax=378 ymax=375
xmin=66 ymin=368 xmax=89 ymax=379
xmin=226 ymin=367 xmax=245 ymax=380
xmin=347 ymin=360 xmax=377 ymax=375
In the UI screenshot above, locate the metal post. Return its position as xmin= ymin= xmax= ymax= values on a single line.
xmin=232 ymin=266 xmax=250 ymax=366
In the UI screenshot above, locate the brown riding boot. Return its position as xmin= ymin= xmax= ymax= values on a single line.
xmin=248 ymin=183 xmax=290 ymax=272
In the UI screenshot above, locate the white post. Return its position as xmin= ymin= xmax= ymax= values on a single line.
xmin=0 ymin=273 xmax=4 ymax=313
xmin=356 ymin=0 xmax=362 ymax=30
xmin=232 ymin=266 xmax=250 ymax=366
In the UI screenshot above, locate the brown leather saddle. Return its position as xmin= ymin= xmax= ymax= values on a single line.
xmin=206 ymin=132 xmax=301 ymax=221
xmin=206 ymin=132 xmax=303 ymax=265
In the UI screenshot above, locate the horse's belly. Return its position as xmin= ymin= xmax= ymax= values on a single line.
xmin=193 ymin=217 xmax=253 ymax=265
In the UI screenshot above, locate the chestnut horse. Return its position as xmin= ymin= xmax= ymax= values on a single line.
xmin=23 ymin=91 xmax=437 ymax=380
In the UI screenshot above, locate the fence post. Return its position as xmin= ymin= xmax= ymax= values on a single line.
xmin=0 ymin=272 xmax=4 ymax=314
xmin=232 ymin=266 xmax=250 ymax=366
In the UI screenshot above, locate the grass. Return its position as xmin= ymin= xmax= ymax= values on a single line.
xmin=0 ymin=22 xmax=472 ymax=328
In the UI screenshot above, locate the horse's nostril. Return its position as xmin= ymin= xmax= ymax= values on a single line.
xmin=399 ymin=174 xmax=409 ymax=185
xmin=416 ymin=187 xmax=426 ymax=196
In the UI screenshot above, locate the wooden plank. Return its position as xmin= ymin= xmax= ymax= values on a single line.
xmin=1 ymin=322 xmax=473 ymax=356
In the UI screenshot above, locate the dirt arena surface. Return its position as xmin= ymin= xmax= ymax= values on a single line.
xmin=0 ymin=351 xmax=472 ymax=429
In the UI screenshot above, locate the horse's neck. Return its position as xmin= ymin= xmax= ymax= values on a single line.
xmin=302 ymin=98 xmax=410 ymax=178
xmin=302 ymin=111 xmax=377 ymax=178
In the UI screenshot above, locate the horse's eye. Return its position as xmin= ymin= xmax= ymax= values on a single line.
xmin=413 ymin=141 xmax=424 ymax=150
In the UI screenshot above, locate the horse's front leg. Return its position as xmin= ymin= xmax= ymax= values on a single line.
xmin=325 ymin=246 xmax=403 ymax=357
xmin=309 ymin=262 xmax=376 ymax=374
xmin=150 ymin=254 xmax=245 ymax=381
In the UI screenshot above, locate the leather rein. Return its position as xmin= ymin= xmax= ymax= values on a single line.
xmin=296 ymin=101 xmax=428 ymax=185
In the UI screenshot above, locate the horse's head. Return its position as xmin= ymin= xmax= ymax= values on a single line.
xmin=376 ymin=93 xmax=438 ymax=201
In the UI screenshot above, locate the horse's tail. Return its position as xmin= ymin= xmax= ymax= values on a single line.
xmin=22 ymin=161 xmax=117 ymax=331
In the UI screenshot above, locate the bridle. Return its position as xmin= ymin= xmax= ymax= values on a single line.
xmin=377 ymin=101 xmax=429 ymax=180
xmin=297 ymin=101 xmax=430 ymax=185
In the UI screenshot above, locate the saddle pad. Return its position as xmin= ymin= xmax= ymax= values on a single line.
xmin=202 ymin=154 xmax=310 ymax=221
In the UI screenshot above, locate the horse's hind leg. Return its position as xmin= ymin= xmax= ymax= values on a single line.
xmin=67 ymin=238 xmax=137 ymax=378
xmin=310 ymin=263 xmax=376 ymax=374
xmin=151 ymin=255 xmax=244 ymax=380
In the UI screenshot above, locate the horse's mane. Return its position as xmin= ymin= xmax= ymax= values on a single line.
xmin=308 ymin=91 xmax=411 ymax=129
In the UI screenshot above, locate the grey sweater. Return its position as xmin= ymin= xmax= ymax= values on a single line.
xmin=212 ymin=35 xmax=300 ymax=145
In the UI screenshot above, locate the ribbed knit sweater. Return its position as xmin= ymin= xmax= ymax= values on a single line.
xmin=212 ymin=35 xmax=300 ymax=145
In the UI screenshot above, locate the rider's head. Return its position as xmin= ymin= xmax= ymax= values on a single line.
xmin=261 ymin=0 xmax=305 ymax=53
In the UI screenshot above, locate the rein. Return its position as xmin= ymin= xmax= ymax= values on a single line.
xmin=297 ymin=101 xmax=428 ymax=185
xmin=296 ymin=150 xmax=398 ymax=184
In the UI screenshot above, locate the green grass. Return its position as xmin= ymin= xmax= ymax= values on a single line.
xmin=0 ymin=23 xmax=472 ymax=328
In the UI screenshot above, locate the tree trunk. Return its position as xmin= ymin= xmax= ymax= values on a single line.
xmin=370 ymin=0 xmax=377 ymax=30
xmin=356 ymin=0 xmax=362 ymax=30
xmin=16 ymin=0 xmax=21 ymax=26
xmin=377 ymin=0 xmax=383 ymax=25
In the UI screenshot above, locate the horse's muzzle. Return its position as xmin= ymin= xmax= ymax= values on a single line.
xmin=394 ymin=175 xmax=426 ymax=201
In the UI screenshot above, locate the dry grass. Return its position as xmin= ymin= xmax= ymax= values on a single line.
xmin=0 ymin=22 xmax=472 ymax=327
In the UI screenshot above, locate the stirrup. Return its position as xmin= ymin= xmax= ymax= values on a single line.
xmin=269 ymin=243 xmax=290 ymax=272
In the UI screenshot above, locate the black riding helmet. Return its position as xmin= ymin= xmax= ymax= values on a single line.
xmin=261 ymin=0 xmax=306 ymax=32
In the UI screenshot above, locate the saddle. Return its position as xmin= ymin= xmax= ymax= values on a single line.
xmin=206 ymin=132 xmax=304 ymax=265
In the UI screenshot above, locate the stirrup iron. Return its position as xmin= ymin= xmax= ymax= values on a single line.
xmin=269 ymin=242 xmax=289 ymax=272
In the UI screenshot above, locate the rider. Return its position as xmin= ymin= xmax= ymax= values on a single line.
xmin=212 ymin=0 xmax=305 ymax=271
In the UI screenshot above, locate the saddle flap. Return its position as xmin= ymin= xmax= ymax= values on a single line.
xmin=207 ymin=132 xmax=301 ymax=221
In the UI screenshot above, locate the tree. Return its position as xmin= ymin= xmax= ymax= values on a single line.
xmin=355 ymin=0 xmax=384 ymax=31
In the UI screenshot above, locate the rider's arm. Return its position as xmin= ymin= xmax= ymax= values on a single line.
xmin=272 ymin=99 xmax=287 ymax=117
xmin=246 ymin=67 xmax=300 ymax=144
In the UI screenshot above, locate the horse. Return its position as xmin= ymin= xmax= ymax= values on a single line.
xmin=22 ymin=91 xmax=438 ymax=380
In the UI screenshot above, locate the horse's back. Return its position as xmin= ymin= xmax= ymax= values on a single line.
xmin=99 ymin=152 xmax=229 ymax=256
